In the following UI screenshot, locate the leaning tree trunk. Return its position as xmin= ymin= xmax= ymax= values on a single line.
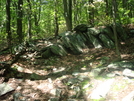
xmin=6 ymin=0 xmax=12 ymax=47
xmin=112 ymin=0 xmax=121 ymax=59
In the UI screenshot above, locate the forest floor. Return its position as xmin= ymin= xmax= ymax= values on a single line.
xmin=0 ymin=37 xmax=134 ymax=101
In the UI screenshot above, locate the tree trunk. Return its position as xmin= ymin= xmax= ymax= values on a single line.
xmin=104 ymin=0 xmax=109 ymax=15
xmin=34 ymin=0 xmax=41 ymax=34
xmin=88 ymin=0 xmax=94 ymax=26
xmin=27 ymin=0 xmax=32 ymax=40
xmin=54 ymin=0 xmax=59 ymax=37
xmin=6 ymin=0 xmax=11 ymax=47
xmin=63 ymin=0 xmax=72 ymax=31
xmin=73 ymin=0 xmax=77 ymax=26
xmin=17 ymin=0 xmax=23 ymax=43
xmin=112 ymin=0 xmax=121 ymax=59
xmin=68 ymin=0 xmax=72 ymax=29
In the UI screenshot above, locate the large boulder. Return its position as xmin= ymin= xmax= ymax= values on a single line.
xmin=99 ymin=34 xmax=115 ymax=48
xmin=100 ymin=26 xmax=115 ymax=42
xmin=116 ymin=23 xmax=128 ymax=41
xmin=88 ymin=27 xmax=100 ymax=35
xmin=50 ymin=44 xmax=67 ymax=56
xmin=61 ymin=34 xmax=84 ymax=55
xmin=86 ymin=32 xmax=103 ymax=48
xmin=73 ymin=24 xmax=88 ymax=33
xmin=41 ymin=46 xmax=53 ymax=59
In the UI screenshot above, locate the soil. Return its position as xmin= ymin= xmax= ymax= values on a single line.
xmin=0 ymin=38 xmax=134 ymax=101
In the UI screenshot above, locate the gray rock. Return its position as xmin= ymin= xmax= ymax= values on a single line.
xmin=0 ymin=83 xmax=14 ymax=96
xmin=67 ymin=99 xmax=84 ymax=101
xmin=100 ymin=26 xmax=114 ymax=41
xmin=108 ymin=61 xmax=134 ymax=69
xmin=87 ymin=33 xmax=102 ymax=48
xmin=88 ymin=28 xmax=100 ymax=35
xmin=89 ymin=78 xmax=114 ymax=99
xmin=13 ymin=92 xmax=27 ymax=101
xmin=67 ymin=99 xmax=77 ymax=101
xmin=67 ymin=78 xmax=80 ymax=85
xmin=61 ymin=34 xmax=83 ymax=55
xmin=123 ymin=68 xmax=134 ymax=77
xmin=106 ymin=73 xmax=116 ymax=77
xmin=50 ymin=88 xmax=62 ymax=97
xmin=12 ymin=64 xmax=24 ymax=72
xmin=56 ymin=89 xmax=62 ymax=97
xmin=90 ymin=68 xmax=102 ymax=77
xmin=50 ymin=44 xmax=67 ymax=56
xmin=122 ymin=91 xmax=134 ymax=101
xmin=99 ymin=34 xmax=114 ymax=48
xmin=48 ymin=97 xmax=59 ymax=101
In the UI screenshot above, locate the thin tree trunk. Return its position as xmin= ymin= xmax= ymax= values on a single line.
xmin=88 ymin=0 xmax=94 ymax=26
xmin=17 ymin=0 xmax=23 ymax=43
xmin=54 ymin=0 xmax=59 ymax=37
xmin=68 ymin=0 xmax=72 ymax=29
xmin=104 ymin=0 xmax=109 ymax=15
xmin=112 ymin=0 xmax=121 ymax=59
xmin=63 ymin=0 xmax=72 ymax=31
xmin=6 ymin=0 xmax=11 ymax=47
xmin=27 ymin=0 xmax=32 ymax=40
xmin=34 ymin=0 xmax=41 ymax=34
xmin=73 ymin=0 xmax=77 ymax=26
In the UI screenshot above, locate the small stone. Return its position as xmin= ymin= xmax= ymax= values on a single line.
xmin=67 ymin=99 xmax=77 ymax=101
xmin=48 ymin=97 xmax=59 ymax=101
xmin=122 ymin=91 xmax=134 ymax=101
xmin=50 ymin=88 xmax=62 ymax=97
xmin=67 ymin=78 xmax=80 ymax=85
xmin=89 ymin=78 xmax=114 ymax=99
xmin=123 ymin=68 xmax=134 ymax=77
xmin=56 ymin=89 xmax=62 ymax=97
xmin=106 ymin=73 xmax=115 ymax=77
xmin=13 ymin=92 xmax=27 ymax=101
xmin=0 ymin=83 xmax=14 ymax=96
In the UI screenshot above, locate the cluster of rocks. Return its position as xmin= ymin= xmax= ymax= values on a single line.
xmin=47 ymin=61 xmax=134 ymax=101
xmin=40 ymin=24 xmax=129 ymax=59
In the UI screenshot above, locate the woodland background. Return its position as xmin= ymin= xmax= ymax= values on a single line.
xmin=0 ymin=0 xmax=134 ymax=101
xmin=1 ymin=0 xmax=133 ymax=47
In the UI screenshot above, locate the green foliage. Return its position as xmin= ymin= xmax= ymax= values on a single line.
xmin=0 ymin=0 xmax=133 ymax=45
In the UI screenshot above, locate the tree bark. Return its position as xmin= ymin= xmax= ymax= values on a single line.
xmin=112 ymin=0 xmax=121 ymax=59
xmin=34 ymin=0 xmax=41 ymax=34
xmin=17 ymin=0 xmax=23 ymax=43
xmin=88 ymin=0 xmax=94 ymax=26
xmin=6 ymin=0 xmax=11 ymax=47
xmin=63 ymin=0 xmax=72 ymax=31
xmin=54 ymin=0 xmax=59 ymax=37
xmin=73 ymin=0 xmax=77 ymax=26
xmin=104 ymin=0 xmax=109 ymax=15
xmin=27 ymin=0 xmax=32 ymax=40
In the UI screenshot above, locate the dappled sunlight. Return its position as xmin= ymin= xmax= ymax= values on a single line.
xmin=1 ymin=41 xmax=134 ymax=100
xmin=6 ymin=77 xmax=66 ymax=100
xmin=0 ymin=0 xmax=134 ymax=100
xmin=121 ymin=54 xmax=134 ymax=60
